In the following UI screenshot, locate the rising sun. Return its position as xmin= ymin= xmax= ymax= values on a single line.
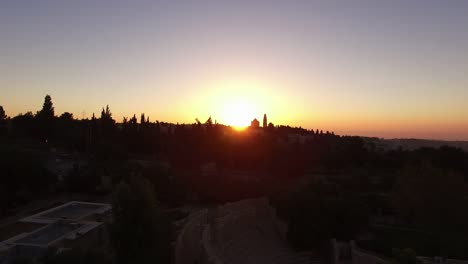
xmin=221 ymin=99 xmax=256 ymax=130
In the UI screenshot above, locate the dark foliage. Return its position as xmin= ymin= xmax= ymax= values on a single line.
xmin=109 ymin=176 xmax=171 ymax=264
xmin=2 ymin=94 xmax=468 ymax=261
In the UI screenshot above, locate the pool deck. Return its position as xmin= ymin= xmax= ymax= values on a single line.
xmin=1 ymin=201 xmax=110 ymax=253
xmin=20 ymin=201 xmax=111 ymax=224
xmin=13 ymin=221 xmax=101 ymax=247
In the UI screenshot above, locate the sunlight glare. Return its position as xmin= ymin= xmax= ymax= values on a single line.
xmin=221 ymin=99 xmax=256 ymax=129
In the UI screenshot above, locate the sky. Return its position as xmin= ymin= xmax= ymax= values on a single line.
xmin=1 ymin=0 xmax=468 ymax=140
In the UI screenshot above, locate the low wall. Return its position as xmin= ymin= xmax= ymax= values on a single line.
xmin=350 ymin=241 xmax=390 ymax=264
xmin=419 ymin=256 xmax=468 ymax=264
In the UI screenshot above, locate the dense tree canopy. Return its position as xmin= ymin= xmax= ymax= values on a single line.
xmin=110 ymin=176 xmax=170 ymax=264
xmin=39 ymin=94 xmax=55 ymax=118
xmin=2 ymin=94 xmax=468 ymax=262
xmin=0 ymin=105 xmax=6 ymax=120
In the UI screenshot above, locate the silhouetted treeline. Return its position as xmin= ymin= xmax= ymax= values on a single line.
xmin=1 ymin=95 xmax=360 ymax=174
xmin=2 ymin=96 xmax=468 ymax=190
xmin=2 ymin=95 xmax=468 ymax=260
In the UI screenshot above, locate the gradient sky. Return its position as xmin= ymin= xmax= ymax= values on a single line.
xmin=2 ymin=1 xmax=468 ymax=140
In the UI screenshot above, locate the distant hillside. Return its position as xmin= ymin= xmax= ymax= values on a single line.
xmin=363 ymin=138 xmax=468 ymax=152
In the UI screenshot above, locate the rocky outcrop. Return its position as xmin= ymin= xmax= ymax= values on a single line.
xmin=174 ymin=197 xmax=311 ymax=264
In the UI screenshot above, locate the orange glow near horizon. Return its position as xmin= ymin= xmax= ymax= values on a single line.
xmin=2 ymin=2 xmax=468 ymax=141
xmin=3 ymin=76 xmax=468 ymax=141
xmin=194 ymin=78 xmax=275 ymax=129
